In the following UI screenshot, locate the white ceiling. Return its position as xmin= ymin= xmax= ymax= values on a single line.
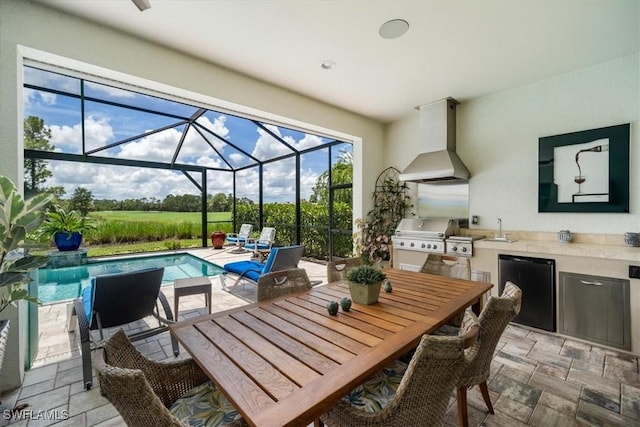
xmin=35 ymin=0 xmax=639 ymax=123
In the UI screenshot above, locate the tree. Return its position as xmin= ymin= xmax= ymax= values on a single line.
xmin=210 ymin=192 xmax=230 ymax=212
xmin=68 ymin=187 xmax=94 ymax=216
xmin=310 ymin=150 xmax=353 ymax=204
xmin=23 ymin=116 xmax=55 ymax=197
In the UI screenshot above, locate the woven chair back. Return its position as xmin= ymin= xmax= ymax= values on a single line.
xmin=323 ymin=333 xmax=466 ymax=426
xmin=326 ymin=257 xmax=362 ymax=283
xmin=458 ymin=281 xmax=522 ymax=388
xmin=421 ymin=254 xmax=471 ymax=280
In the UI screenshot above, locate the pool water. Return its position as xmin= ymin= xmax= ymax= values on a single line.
xmin=36 ymin=253 xmax=224 ymax=304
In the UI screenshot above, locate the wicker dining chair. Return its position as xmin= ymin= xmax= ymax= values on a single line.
xmin=319 ymin=311 xmax=479 ymax=427
xmin=256 ymin=267 xmax=313 ymax=301
xmin=422 ymin=254 xmax=472 ymax=328
xmin=456 ymin=281 xmax=522 ymax=427
xmin=95 ymin=329 xmax=246 ymax=427
xmin=326 ymin=257 xmax=362 ymax=283
xmin=421 ymin=254 xmax=471 ymax=280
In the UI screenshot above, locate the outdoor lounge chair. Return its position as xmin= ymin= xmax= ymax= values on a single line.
xmin=225 ymin=223 xmax=252 ymax=249
xmin=221 ymin=245 xmax=304 ymax=292
xmin=244 ymin=227 xmax=276 ymax=256
xmin=72 ymin=267 xmax=178 ymax=390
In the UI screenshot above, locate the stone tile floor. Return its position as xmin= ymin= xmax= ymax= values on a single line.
xmin=1 ymin=247 xmax=638 ymax=426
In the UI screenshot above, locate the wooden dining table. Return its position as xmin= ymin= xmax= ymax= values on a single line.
xmin=170 ymin=268 xmax=492 ymax=427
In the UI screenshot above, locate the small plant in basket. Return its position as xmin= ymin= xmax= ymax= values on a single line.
xmin=346 ymin=265 xmax=386 ymax=305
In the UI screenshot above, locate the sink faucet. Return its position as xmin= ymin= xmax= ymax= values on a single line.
xmin=496 ymin=218 xmax=503 ymax=239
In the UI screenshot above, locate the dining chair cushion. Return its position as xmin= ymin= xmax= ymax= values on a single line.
xmin=169 ymin=381 xmax=243 ymax=426
xmin=341 ymin=359 xmax=408 ymax=412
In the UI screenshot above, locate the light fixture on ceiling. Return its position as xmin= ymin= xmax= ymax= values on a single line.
xmin=131 ymin=0 xmax=151 ymax=12
xmin=321 ymin=60 xmax=336 ymax=70
xmin=379 ymin=19 xmax=409 ymax=39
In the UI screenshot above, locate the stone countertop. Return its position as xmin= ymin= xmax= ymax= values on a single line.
xmin=463 ymin=229 xmax=640 ymax=262
xmin=474 ymin=238 xmax=640 ymax=262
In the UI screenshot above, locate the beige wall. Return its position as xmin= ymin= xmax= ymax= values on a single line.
xmin=387 ymin=54 xmax=640 ymax=235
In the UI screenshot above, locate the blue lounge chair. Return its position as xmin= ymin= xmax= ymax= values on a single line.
xmin=221 ymin=245 xmax=304 ymax=291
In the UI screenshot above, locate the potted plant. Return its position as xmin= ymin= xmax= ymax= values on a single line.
xmin=0 ymin=175 xmax=52 ymax=378
xmin=346 ymin=264 xmax=386 ymax=305
xmin=38 ymin=206 xmax=96 ymax=251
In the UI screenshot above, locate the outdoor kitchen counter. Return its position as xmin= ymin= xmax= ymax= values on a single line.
xmin=473 ymin=238 xmax=640 ymax=262
xmin=470 ymin=233 xmax=640 ymax=355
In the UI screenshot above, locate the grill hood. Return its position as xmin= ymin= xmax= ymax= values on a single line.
xmin=399 ymin=97 xmax=470 ymax=183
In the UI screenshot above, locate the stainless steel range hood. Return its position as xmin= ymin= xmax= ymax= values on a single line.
xmin=399 ymin=97 xmax=470 ymax=183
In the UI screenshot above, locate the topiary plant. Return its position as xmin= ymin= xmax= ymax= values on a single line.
xmin=346 ymin=264 xmax=386 ymax=285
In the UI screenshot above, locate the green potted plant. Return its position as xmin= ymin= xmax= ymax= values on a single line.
xmin=0 ymin=175 xmax=52 ymax=377
xmin=346 ymin=264 xmax=386 ymax=305
xmin=38 ymin=206 xmax=96 ymax=251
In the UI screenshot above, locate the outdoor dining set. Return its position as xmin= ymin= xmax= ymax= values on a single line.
xmin=72 ymin=227 xmax=522 ymax=427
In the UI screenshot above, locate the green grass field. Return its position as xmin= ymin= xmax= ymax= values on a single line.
xmin=91 ymin=211 xmax=232 ymax=223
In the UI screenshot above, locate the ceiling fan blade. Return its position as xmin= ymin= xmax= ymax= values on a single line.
xmin=131 ymin=0 xmax=151 ymax=12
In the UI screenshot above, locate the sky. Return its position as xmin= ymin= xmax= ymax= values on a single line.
xmin=23 ymin=66 xmax=351 ymax=203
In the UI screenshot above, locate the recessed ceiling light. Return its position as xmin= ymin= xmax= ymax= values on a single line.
xmin=321 ymin=60 xmax=336 ymax=70
xmin=379 ymin=19 xmax=409 ymax=39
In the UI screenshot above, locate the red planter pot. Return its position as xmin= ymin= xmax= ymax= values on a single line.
xmin=211 ymin=231 xmax=226 ymax=249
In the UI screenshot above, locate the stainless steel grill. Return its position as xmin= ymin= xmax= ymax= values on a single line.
xmin=392 ymin=218 xmax=459 ymax=255
xmin=445 ymin=235 xmax=484 ymax=257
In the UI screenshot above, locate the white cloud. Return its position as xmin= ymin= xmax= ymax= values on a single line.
xmin=47 ymin=162 xmax=202 ymax=200
xmin=43 ymin=113 xmax=322 ymax=202
xmin=297 ymin=134 xmax=324 ymax=150
xmin=84 ymin=82 xmax=136 ymax=98
xmin=117 ymin=128 xmax=179 ymax=162
xmin=252 ymin=126 xmax=292 ymax=160
xmin=24 ymin=67 xmax=78 ymax=94
xmin=49 ymin=115 xmax=114 ymax=154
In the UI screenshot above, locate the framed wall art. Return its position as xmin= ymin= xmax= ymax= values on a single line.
xmin=538 ymin=123 xmax=630 ymax=213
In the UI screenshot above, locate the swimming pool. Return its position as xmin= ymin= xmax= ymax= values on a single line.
xmin=36 ymin=253 xmax=224 ymax=304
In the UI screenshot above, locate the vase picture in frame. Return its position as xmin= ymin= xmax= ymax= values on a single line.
xmin=538 ymin=123 xmax=630 ymax=213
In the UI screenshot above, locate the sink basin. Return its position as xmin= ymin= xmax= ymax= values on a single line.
xmin=483 ymin=237 xmax=518 ymax=243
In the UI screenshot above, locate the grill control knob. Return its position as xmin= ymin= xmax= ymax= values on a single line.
xmin=432 ymin=244 xmax=438 ymax=249
xmin=400 ymin=241 xmax=404 ymax=246
xmin=461 ymin=247 xmax=468 ymax=252
xmin=451 ymin=246 xmax=458 ymax=252
xmin=410 ymin=242 xmax=415 ymax=247
xmin=421 ymin=243 xmax=426 ymax=248
xmin=426 ymin=243 xmax=432 ymax=249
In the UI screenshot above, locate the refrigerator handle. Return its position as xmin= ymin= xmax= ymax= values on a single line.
xmin=580 ymin=280 xmax=604 ymax=286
